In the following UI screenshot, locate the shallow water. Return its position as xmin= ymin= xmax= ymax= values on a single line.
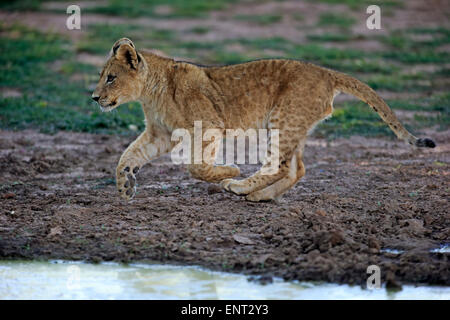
xmin=0 ymin=260 xmax=448 ymax=299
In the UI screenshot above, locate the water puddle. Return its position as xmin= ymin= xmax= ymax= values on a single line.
xmin=380 ymin=244 xmax=450 ymax=255
xmin=430 ymin=244 xmax=450 ymax=253
xmin=0 ymin=260 xmax=448 ymax=299
xmin=380 ymin=248 xmax=404 ymax=254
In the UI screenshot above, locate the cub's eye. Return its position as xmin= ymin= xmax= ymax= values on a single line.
xmin=106 ymin=75 xmax=116 ymax=83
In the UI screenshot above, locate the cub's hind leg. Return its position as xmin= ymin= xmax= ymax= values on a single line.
xmin=221 ymin=124 xmax=308 ymax=196
xmin=246 ymin=142 xmax=305 ymax=202
xmin=188 ymin=138 xmax=240 ymax=183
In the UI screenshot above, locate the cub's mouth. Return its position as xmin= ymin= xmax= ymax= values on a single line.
xmin=99 ymin=100 xmax=118 ymax=112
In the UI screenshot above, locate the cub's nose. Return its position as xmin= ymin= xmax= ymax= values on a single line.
xmin=92 ymin=95 xmax=100 ymax=102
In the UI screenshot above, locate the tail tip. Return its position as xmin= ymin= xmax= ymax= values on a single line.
xmin=416 ymin=138 xmax=436 ymax=148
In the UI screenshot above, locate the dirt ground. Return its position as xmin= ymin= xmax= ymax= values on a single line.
xmin=0 ymin=129 xmax=448 ymax=287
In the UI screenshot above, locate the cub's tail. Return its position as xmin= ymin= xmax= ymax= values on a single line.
xmin=332 ymin=71 xmax=435 ymax=148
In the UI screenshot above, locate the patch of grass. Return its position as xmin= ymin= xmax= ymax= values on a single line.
xmin=413 ymin=113 xmax=450 ymax=130
xmin=434 ymin=68 xmax=450 ymax=77
xmin=316 ymin=94 xmax=450 ymax=138
xmin=86 ymin=0 xmax=238 ymax=18
xmin=235 ymin=37 xmax=291 ymax=51
xmin=388 ymin=93 xmax=450 ymax=113
xmin=383 ymin=29 xmax=450 ymax=50
xmin=207 ymin=51 xmax=253 ymax=65
xmin=0 ymin=0 xmax=42 ymax=11
xmin=77 ymin=23 xmax=175 ymax=54
xmin=289 ymin=44 xmax=363 ymax=65
xmin=381 ymin=28 xmax=450 ymax=64
xmin=383 ymin=50 xmax=450 ymax=64
xmin=315 ymin=102 xmax=396 ymax=139
xmin=307 ymin=33 xmax=354 ymax=42
xmin=365 ymin=74 xmax=431 ymax=92
xmin=233 ymin=14 xmax=283 ymax=26
xmin=318 ymin=13 xmax=356 ymax=29
xmin=292 ymin=13 xmax=304 ymax=22
xmin=0 ymin=24 xmax=145 ymax=135
xmin=236 ymin=37 xmax=363 ymax=66
xmin=189 ymin=26 xmax=210 ymax=35
xmin=312 ymin=0 xmax=402 ymax=10
xmin=332 ymin=59 xmax=399 ymax=74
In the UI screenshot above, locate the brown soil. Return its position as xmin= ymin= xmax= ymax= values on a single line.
xmin=0 ymin=129 xmax=448 ymax=287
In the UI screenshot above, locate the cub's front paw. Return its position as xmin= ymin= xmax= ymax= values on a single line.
xmin=116 ymin=165 xmax=139 ymax=200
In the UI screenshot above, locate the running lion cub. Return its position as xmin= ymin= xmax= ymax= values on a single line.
xmin=92 ymin=38 xmax=435 ymax=202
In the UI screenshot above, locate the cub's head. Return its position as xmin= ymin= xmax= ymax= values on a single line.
xmin=92 ymin=38 xmax=146 ymax=111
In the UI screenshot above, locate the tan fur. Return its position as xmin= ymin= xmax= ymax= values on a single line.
xmin=92 ymin=38 xmax=435 ymax=202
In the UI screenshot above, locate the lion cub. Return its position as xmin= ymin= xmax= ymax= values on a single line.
xmin=92 ymin=38 xmax=435 ymax=202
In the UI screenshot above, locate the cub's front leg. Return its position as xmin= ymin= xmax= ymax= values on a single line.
xmin=116 ymin=130 xmax=171 ymax=200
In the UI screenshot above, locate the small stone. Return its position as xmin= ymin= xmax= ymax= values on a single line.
xmin=233 ymin=234 xmax=255 ymax=245
xmin=128 ymin=124 xmax=138 ymax=131
xmin=386 ymin=271 xmax=402 ymax=290
xmin=316 ymin=209 xmax=326 ymax=216
xmin=2 ymin=192 xmax=15 ymax=199
xmin=48 ymin=226 xmax=63 ymax=238
xmin=368 ymin=236 xmax=380 ymax=251
xmin=207 ymin=184 xmax=222 ymax=194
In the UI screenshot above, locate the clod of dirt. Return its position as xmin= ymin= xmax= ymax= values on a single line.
xmin=315 ymin=209 xmax=326 ymax=216
xmin=248 ymin=275 xmax=273 ymax=285
xmin=47 ymin=226 xmax=63 ymax=238
xmin=386 ymin=271 xmax=403 ymax=290
xmin=207 ymin=184 xmax=222 ymax=194
xmin=233 ymin=234 xmax=255 ymax=245
xmin=2 ymin=193 xmax=15 ymax=199
xmin=252 ymin=253 xmax=272 ymax=265
xmin=401 ymin=219 xmax=426 ymax=236
xmin=368 ymin=236 xmax=381 ymax=252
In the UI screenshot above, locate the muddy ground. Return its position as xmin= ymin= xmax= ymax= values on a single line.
xmin=0 ymin=129 xmax=448 ymax=287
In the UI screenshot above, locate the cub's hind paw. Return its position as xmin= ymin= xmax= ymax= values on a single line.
xmin=117 ymin=166 xmax=139 ymax=200
xmin=220 ymin=178 xmax=248 ymax=195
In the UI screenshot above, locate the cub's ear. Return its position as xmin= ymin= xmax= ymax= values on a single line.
xmin=112 ymin=38 xmax=140 ymax=70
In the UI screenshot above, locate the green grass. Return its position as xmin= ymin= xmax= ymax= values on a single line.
xmin=189 ymin=26 xmax=211 ymax=35
xmin=77 ymin=23 xmax=175 ymax=54
xmin=85 ymin=0 xmax=238 ymax=18
xmin=384 ymin=28 xmax=450 ymax=49
xmin=318 ymin=13 xmax=356 ymax=29
xmin=382 ymin=50 xmax=450 ymax=64
xmin=1 ymin=9 xmax=448 ymax=139
xmin=389 ymin=93 xmax=449 ymax=129
xmin=381 ymin=28 xmax=450 ymax=64
xmin=315 ymin=102 xmax=396 ymax=139
xmin=413 ymin=113 xmax=450 ymax=130
xmin=315 ymin=93 xmax=449 ymax=139
xmin=0 ymin=24 xmax=145 ymax=135
xmin=312 ymin=0 xmax=402 ymax=10
xmin=332 ymin=59 xmax=399 ymax=74
xmin=233 ymin=14 xmax=283 ymax=25
xmin=365 ymin=74 xmax=431 ymax=92
xmin=388 ymin=93 xmax=450 ymax=113
xmin=234 ymin=37 xmax=364 ymax=66
xmin=0 ymin=0 xmax=238 ymax=18
xmin=0 ymin=0 xmax=43 ymax=11
xmin=307 ymin=33 xmax=354 ymax=42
